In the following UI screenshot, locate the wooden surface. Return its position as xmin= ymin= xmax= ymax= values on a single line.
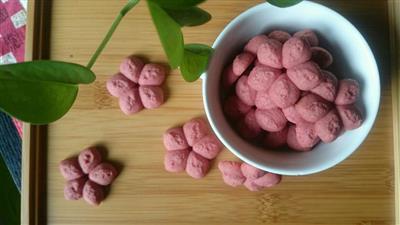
xmin=24 ymin=0 xmax=396 ymax=225
xmin=389 ymin=0 xmax=400 ymax=224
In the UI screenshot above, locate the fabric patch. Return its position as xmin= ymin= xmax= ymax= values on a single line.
xmin=0 ymin=0 xmax=26 ymax=62
xmin=10 ymin=9 xmax=26 ymax=28
xmin=0 ymin=52 xmax=17 ymax=64
xmin=19 ymin=0 xmax=27 ymax=10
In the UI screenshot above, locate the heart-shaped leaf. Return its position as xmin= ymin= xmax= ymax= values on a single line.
xmin=267 ymin=0 xmax=303 ymax=7
xmin=165 ymin=6 xmax=211 ymax=27
xmin=148 ymin=0 xmax=184 ymax=69
xmin=180 ymin=44 xmax=213 ymax=82
xmin=0 ymin=61 xmax=95 ymax=124
xmin=149 ymin=0 xmax=206 ymax=9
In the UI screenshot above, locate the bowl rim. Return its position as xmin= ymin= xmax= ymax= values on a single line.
xmin=202 ymin=0 xmax=381 ymax=175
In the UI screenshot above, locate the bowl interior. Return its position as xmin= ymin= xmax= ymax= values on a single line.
xmin=203 ymin=1 xmax=380 ymax=175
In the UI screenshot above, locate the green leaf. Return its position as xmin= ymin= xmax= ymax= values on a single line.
xmin=148 ymin=0 xmax=184 ymax=69
xmin=0 ymin=61 xmax=95 ymax=124
xmin=0 ymin=61 xmax=95 ymax=84
xmin=165 ymin=6 xmax=211 ymax=27
xmin=267 ymin=0 xmax=303 ymax=7
xmin=0 ymin=156 xmax=20 ymax=225
xmin=180 ymin=44 xmax=213 ymax=82
xmin=149 ymin=0 xmax=206 ymax=9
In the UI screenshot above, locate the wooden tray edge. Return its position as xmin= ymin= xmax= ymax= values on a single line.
xmin=20 ymin=1 xmax=400 ymax=225
xmin=389 ymin=0 xmax=400 ymax=224
xmin=21 ymin=124 xmax=31 ymax=225
xmin=21 ymin=0 xmax=51 ymax=224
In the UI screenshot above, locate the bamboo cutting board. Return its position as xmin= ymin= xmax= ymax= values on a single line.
xmin=22 ymin=0 xmax=398 ymax=225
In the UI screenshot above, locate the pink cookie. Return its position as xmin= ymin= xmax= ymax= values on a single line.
xmin=311 ymin=47 xmax=333 ymax=68
xmin=83 ymin=180 xmax=105 ymax=206
xmin=254 ymin=59 xmax=263 ymax=67
xmin=336 ymin=104 xmax=363 ymax=130
xmin=223 ymin=95 xmax=252 ymax=120
xmin=287 ymin=61 xmax=323 ymax=91
xmin=295 ymin=93 xmax=332 ymax=122
xmin=315 ymin=109 xmax=343 ymax=143
xmin=282 ymin=106 xmax=307 ymax=124
xmin=282 ymin=37 xmax=312 ymax=69
xmin=311 ymin=70 xmax=338 ymax=102
xmin=235 ymin=75 xmax=257 ymax=106
xmin=193 ymin=135 xmax=222 ymax=160
xmin=248 ymin=65 xmax=280 ymax=91
xmin=64 ymin=177 xmax=86 ymax=200
xmin=163 ymin=127 xmax=189 ymax=151
xmin=295 ymin=122 xmax=320 ymax=148
xmin=218 ymin=161 xmax=246 ymax=187
xmin=237 ymin=109 xmax=262 ymax=140
xmin=257 ymin=39 xmax=283 ymax=69
xmin=222 ymin=65 xmax=239 ymax=90
xmin=243 ymin=173 xmax=281 ymax=191
xmin=255 ymin=91 xmax=278 ymax=110
xmin=268 ymin=30 xmax=291 ymax=43
xmin=335 ymin=79 xmax=360 ymax=105
xmin=255 ymin=108 xmax=287 ymax=132
xmin=253 ymin=173 xmax=282 ymax=188
xmin=106 ymin=73 xmax=137 ymax=97
xmin=287 ymin=125 xmax=311 ymax=151
xmin=293 ymin=29 xmax=319 ymax=46
xmin=240 ymin=163 xmax=265 ymax=179
xmin=139 ymin=86 xmax=164 ymax=109
xmin=233 ymin=52 xmax=255 ymax=76
xmin=89 ymin=163 xmax=118 ymax=186
xmin=244 ymin=35 xmax=269 ymax=55
xmin=186 ymin=152 xmax=211 ymax=179
xmin=78 ymin=147 xmax=102 ymax=174
xmin=164 ymin=149 xmax=190 ymax=173
xmin=119 ymin=88 xmax=144 ymax=115
xmin=183 ymin=117 xmax=210 ymax=146
xmin=119 ymin=55 xmax=144 ymax=83
xmin=59 ymin=157 xmax=84 ymax=181
xmin=243 ymin=179 xmax=263 ymax=191
xmin=268 ymin=75 xmax=301 ymax=108
xmin=263 ymin=126 xmax=289 ymax=148
xmin=138 ymin=63 xmax=166 ymax=86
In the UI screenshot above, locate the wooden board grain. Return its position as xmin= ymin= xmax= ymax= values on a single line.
xmin=23 ymin=0 xmax=396 ymax=225
xmin=389 ymin=0 xmax=400 ymax=224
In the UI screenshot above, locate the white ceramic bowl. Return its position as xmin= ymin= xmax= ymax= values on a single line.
xmin=202 ymin=0 xmax=380 ymax=175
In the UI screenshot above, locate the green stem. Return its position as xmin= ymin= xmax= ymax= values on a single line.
xmin=87 ymin=0 xmax=140 ymax=69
